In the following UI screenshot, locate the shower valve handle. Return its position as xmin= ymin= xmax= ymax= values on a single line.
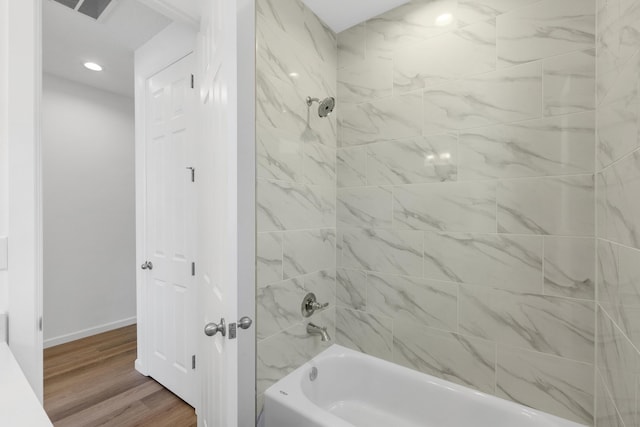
xmin=301 ymin=293 xmax=329 ymax=318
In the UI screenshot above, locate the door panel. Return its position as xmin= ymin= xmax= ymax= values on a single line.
xmin=196 ymin=0 xmax=256 ymax=425
xmin=144 ymin=53 xmax=197 ymax=407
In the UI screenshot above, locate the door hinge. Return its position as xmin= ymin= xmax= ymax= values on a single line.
xmin=191 ymin=262 xmax=195 ymax=276
xmin=192 ymin=354 xmax=196 ymax=369
xmin=190 ymin=74 xmax=194 ymax=89
xmin=186 ymin=167 xmax=195 ymax=182
xmin=38 ymin=317 xmax=43 ymax=332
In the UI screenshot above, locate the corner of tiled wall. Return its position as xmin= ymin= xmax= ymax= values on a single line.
xmin=335 ymin=0 xmax=598 ymax=425
xmin=594 ymin=0 xmax=640 ymax=425
xmin=255 ymin=0 xmax=338 ymax=414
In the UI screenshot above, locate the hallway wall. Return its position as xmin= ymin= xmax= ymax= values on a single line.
xmin=335 ymin=0 xmax=596 ymax=424
xmin=43 ymin=73 xmax=136 ymax=347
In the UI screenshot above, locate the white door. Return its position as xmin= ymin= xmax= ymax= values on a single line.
xmin=196 ymin=0 xmax=256 ymax=425
xmin=143 ymin=53 xmax=198 ymax=407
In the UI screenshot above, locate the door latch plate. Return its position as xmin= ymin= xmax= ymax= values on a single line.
xmin=229 ymin=322 xmax=237 ymax=339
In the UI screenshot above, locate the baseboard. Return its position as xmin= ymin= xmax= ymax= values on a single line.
xmin=44 ymin=316 xmax=137 ymax=348
xmin=135 ymin=358 xmax=149 ymax=376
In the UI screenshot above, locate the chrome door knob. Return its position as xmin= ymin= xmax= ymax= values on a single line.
xmin=237 ymin=316 xmax=252 ymax=330
xmin=141 ymin=261 xmax=153 ymax=270
xmin=204 ymin=318 xmax=226 ymax=337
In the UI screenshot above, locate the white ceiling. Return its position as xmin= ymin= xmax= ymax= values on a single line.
xmin=302 ymin=0 xmax=410 ymax=33
xmin=43 ymin=0 xmax=171 ymax=97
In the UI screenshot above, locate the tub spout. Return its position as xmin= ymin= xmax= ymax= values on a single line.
xmin=307 ymin=323 xmax=330 ymax=342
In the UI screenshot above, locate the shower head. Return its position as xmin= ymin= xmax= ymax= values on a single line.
xmin=306 ymin=96 xmax=335 ymax=118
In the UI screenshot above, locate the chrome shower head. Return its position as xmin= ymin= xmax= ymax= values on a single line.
xmin=306 ymin=96 xmax=335 ymax=118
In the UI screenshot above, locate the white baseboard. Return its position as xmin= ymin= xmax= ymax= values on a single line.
xmin=44 ymin=316 xmax=137 ymax=348
xmin=134 ymin=358 xmax=149 ymax=376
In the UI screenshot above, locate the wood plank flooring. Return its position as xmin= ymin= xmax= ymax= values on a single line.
xmin=44 ymin=325 xmax=196 ymax=427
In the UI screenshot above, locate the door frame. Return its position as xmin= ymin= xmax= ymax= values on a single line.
xmin=2 ymin=0 xmax=44 ymax=402
xmin=2 ymin=0 xmax=256 ymax=423
xmin=133 ymin=22 xmax=197 ymax=379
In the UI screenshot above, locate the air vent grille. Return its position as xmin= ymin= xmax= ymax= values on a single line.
xmin=54 ymin=0 xmax=80 ymax=9
xmin=52 ymin=0 xmax=114 ymax=20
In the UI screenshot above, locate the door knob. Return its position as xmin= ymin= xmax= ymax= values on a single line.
xmin=204 ymin=318 xmax=226 ymax=337
xmin=141 ymin=261 xmax=153 ymax=270
xmin=238 ymin=316 xmax=252 ymax=330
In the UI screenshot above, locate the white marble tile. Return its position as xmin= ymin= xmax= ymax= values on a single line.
xmin=394 ymin=19 xmax=496 ymax=93
xmin=257 ymin=278 xmax=306 ymax=340
xmin=342 ymin=228 xmax=423 ymax=276
xmin=338 ymin=55 xmax=393 ymax=104
xmin=604 ymin=151 xmax=640 ymax=248
xmin=597 ymin=0 xmax=640 ymax=106
xmin=258 ymin=0 xmax=336 ymax=66
xmin=459 ymin=112 xmax=595 ymax=180
xmin=497 ymin=175 xmax=595 ymax=236
xmin=257 ymin=321 xmax=332 ymax=395
xmin=341 ymin=91 xmax=423 ymax=146
xmin=597 ymin=307 xmax=639 ymax=427
xmin=543 ymin=236 xmax=595 ymax=300
xmin=423 ymin=232 xmax=543 ymax=292
xmin=337 ymin=146 xmax=367 ymax=187
xmin=257 ymin=69 xmax=336 ymax=148
xmin=302 ymin=8 xmax=337 ymax=67
xmin=496 ymin=346 xmax=594 ymax=424
xmin=616 ymin=246 xmax=640 ymax=348
xmin=336 ymin=268 xmax=366 ymax=310
xmin=257 ymin=232 xmax=283 ymax=286
xmin=303 ymin=270 xmax=336 ymax=312
xmin=257 ymin=124 xmax=303 ymax=183
xmin=257 ymin=17 xmax=336 ymax=105
xmin=337 ymin=23 xmax=365 ymax=69
xmin=337 ymin=187 xmax=393 ymax=229
xmin=598 ymin=241 xmax=640 ymax=351
xmin=597 ymin=95 xmax=640 ymax=170
xmin=282 ymin=229 xmax=335 ymax=279
xmin=595 ymin=373 xmax=625 ymax=427
xmin=597 ymin=240 xmax=620 ymax=319
xmin=365 ymin=0 xmax=459 ymax=57
xmin=543 ymin=49 xmax=596 ymax=116
xmin=459 ymin=286 xmax=595 ymax=362
xmin=597 ymin=172 xmax=607 ymax=239
xmin=393 ymin=181 xmax=497 ymax=233
xmin=393 ymin=321 xmax=496 ymax=393
xmin=336 ymin=307 xmax=393 ymax=360
xmin=257 ymin=179 xmax=335 ymax=232
xmin=367 ymin=134 xmax=458 ymax=185
xmin=303 ymin=142 xmax=336 ymax=187
xmin=456 ymin=0 xmax=544 ymax=26
xmin=367 ymin=273 xmax=457 ymax=330
xmin=423 ymin=62 xmax=543 ymax=134
xmin=497 ymin=0 xmax=596 ymax=66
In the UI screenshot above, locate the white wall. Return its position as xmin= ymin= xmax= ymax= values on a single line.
xmin=43 ymin=73 xmax=136 ymax=347
xmin=0 ymin=0 xmax=9 ymax=313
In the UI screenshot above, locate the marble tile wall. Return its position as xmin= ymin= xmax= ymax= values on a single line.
xmin=256 ymin=0 xmax=337 ymax=411
xmin=595 ymin=0 xmax=640 ymax=426
xmin=336 ymin=0 xmax=597 ymax=424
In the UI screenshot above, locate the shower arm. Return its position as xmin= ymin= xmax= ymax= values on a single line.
xmin=306 ymin=96 xmax=320 ymax=106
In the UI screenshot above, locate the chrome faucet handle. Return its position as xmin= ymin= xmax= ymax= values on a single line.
xmin=309 ymin=301 xmax=329 ymax=310
xmin=301 ymin=292 xmax=329 ymax=318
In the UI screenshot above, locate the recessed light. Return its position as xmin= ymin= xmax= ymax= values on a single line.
xmin=288 ymin=72 xmax=299 ymax=78
xmin=84 ymin=62 xmax=103 ymax=71
xmin=435 ymin=13 xmax=453 ymax=27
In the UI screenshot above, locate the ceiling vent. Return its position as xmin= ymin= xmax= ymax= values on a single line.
xmin=52 ymin=0 xmax=115 ymax=20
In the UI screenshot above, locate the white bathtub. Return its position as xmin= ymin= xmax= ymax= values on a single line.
xmin=264 ymin=345 xmax=586 ymax=427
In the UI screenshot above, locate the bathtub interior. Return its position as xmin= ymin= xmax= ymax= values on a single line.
xmin=266 ymin=345 xmax=586 ymax=427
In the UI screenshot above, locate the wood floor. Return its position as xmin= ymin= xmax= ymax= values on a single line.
xmin=44 ymin=325 xmax=196 ymax=427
